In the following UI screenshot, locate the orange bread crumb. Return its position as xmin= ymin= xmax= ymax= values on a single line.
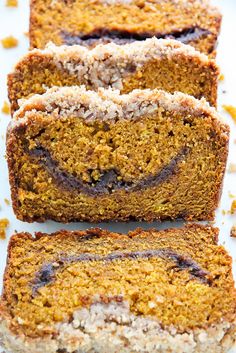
xmin=4 ymin=198 xmax=10 ymax=206
xmin=1 ymin=101 xmax=10 ymax=115
xmin=229 ymin=192 xmax=236 ymax=199
xmin=223 ymin=105 xmax=236 ymax=123
xmin=0 ymin=218 xmax=9 ymax=240
xmin=1 ymin=36 xmax=18 ymax=49
xmin=231 ymin=200 xmax=236 ymax=214
xmin=219 ymin=73 xmax=224 ymax=81
xmin=6 ymin=0 xmax=18 ymax=6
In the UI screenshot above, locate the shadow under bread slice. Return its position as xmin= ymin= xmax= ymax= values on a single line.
xmin=6 ymin=86 xmax=229 ymax=223
xmin=0 ymin=224 xmax=235 ymax=353
xmin=30 ymin=0 xmax=221 ymax=57
xmin=8 ymin=38 xmax=219 ymax=114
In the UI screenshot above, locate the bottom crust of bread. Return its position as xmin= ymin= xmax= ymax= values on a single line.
xmin=1 ymin=301 xmax=235 ymax=353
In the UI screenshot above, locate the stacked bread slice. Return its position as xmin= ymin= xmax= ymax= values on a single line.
xmin=0 ymin=225 xmax=235 ymax=353
xmin=1 ymin=1 xmax=235 ymax=353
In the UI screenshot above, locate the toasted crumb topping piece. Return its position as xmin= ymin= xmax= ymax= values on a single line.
xmin=1 ymin=101 xmax=10 ymax=114
xmin=1 ymin=36 xmax=18 ymax=49
xmin=228 ymin=164 xmax=236 ymax=173
xmin=0 ymin=218 xmax=9 ymax=240
xmin=230 ymin=225 xmax=236 ymax=238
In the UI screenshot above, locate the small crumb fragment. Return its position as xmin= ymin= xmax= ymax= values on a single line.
xmin=1 ymin=36 xmax=18 ymax=49
xmin=6 ymin=0 xmax=18 ymax=6
xmin=228 ymin=164 xmax=236 ymax=173
xmin=219 ymin=73 xmax=225 ymax=81
xmin=1 ymin=101 xmax=10 ymax=114
xmin=230 ymin=225 xmax=236 ymax=238
xmin=228 ymin=191 xmax=236 ymax=199
xmin=0 ymin=218 xmax=9 ymax=239
xmin=231 ymin=200 xmax=236 ymax=214
xmin=223 ymin=105 xmax=236 ymax=123
xmin=4 ymin=198 xmax=10 ymax=206
xmin=24 ymin=32 xmax=29 ymax=37
xmin=222 ymin=209 xmax=227 ymax=216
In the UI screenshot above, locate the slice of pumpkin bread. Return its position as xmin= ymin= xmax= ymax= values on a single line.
xmin=8 ymin=38 xmax=219 ymax=113
xmin=0 ymin=224 xmax=235 ymax=353
xmin=29 ymin=0 xmax=222 ymax=57
xmin=6 ymin=86 xmax=229 ymax=223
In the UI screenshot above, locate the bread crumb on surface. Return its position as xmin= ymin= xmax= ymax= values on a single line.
xmin=228 ymin=163 xmax=236 ymax=173
xmin=231 ymin=200 xmax=236 ymax=214
xmin=230 ymin=225 xmax=236 ymax=238
xmin=6 ymin=0 xmax=18 ymax=6
xmin=1 ymin=101 xmax=10 ymax=114
xmin=229 ymin=191 xmax=236 ymax=199
xmin=4 ymin=198 xmax=10 ymax=206
xmin=1 ymin=36 xmax=18 ymax=48
xmin=0 ymin=218 xmax=9 ymax=240
xmin=219 ymin=73 xmax=225 ymax=81
xmin=223 ymin=105 xmax=236 ymax=123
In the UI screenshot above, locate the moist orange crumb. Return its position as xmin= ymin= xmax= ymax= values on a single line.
xmin=229 ymin=192 xmax=236 ymax=199
xmin=4 ymin=198 xmax=10 ymax=206
xmin=1 ymin=101 xmax=10 ymax=115
xmin=1 ymin=36 xmax=18 ymax=49
xmin=219 ymin=73 xmax=225 ymax=81
xmin=223 ymin=105 xmax=236 ymax=123
xmin=0 ymin=218 xmax=9 ymax=240
xmin=231 ymin=225 xmax=236 ymax=238
xmin=231 ymin=200 xmax=236 ymax=214
xmin=6 ymin=0 xmax=18 ymax=6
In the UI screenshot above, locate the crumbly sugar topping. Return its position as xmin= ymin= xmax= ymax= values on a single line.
xmin=14 ymin=86 xmax=223 ymax=128
xmin=0 ymin=301 xmax=235 ymax=353
xmin=15 ymin=37 xmax=216 ymax=91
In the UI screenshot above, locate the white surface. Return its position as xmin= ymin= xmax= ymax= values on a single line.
xmin=0 ymin=0 xmax=235 ymax=351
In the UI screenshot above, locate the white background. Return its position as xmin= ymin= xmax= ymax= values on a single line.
xmin=0 ymin=1 xmax=236 ymax=351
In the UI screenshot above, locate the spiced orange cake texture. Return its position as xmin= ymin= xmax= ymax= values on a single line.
xmin=1 ymin=1 xmax=236 ymax=353
xmin=6 ymin=86 xmax=229 ymax=223
xmin=0 ymin=224 xmax=235 ymax=353
xmin=29 ymin=0 xmax=221 ymax=57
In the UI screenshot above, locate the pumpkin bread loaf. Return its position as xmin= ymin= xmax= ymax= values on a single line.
xmin=0 ymin=224 xmax=235 ymax=353
xmin=6 ymin=86 xmax=229 ymax=223
xmin=29 ymin=0 xmax=222 ymax=57
xmin=8 ymin=38 xmax=219 ymax=113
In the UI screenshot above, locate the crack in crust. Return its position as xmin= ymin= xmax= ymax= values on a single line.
xmin=27 ymin=145 xmax=189 ymax=195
